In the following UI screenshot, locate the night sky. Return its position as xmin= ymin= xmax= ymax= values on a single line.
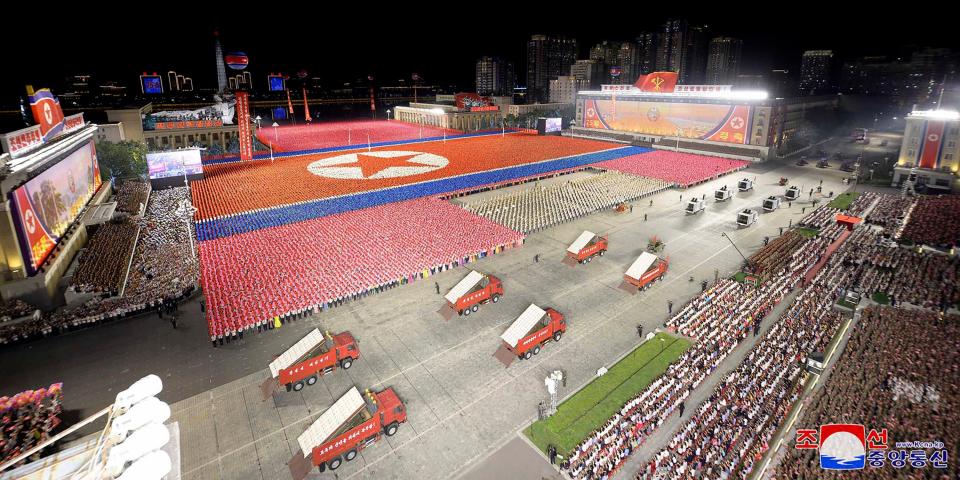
xmin=0 ymin=5 xmax=955 ymax=103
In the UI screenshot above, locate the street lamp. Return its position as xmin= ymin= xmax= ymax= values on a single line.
xmin=386 ymin=109 xmax=391 ymax=121
xmin=254 ymin=115 xmax=262 ymax=130
xmin=676 ymin=127 xmax=682 ymax=152
xmin=270 ymin=122 xmax=279 ymax=162
xmin=721 ymin=232 xmax=751 ymax=269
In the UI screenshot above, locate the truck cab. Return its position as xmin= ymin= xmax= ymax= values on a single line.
xmin=737 ymin=209 xmax=758 ymax=227
xmin=738 ymin=178 xmax=753 ymax=191
xmin=714 ymin=186 xmax=732 ymax=202
xmin=762 ymin=196 xmax=780 ymax=212
xmin=785 ymin=186 xmax=800 ymax=201
xmin=685 ymin=197 xmax=705 ymax=214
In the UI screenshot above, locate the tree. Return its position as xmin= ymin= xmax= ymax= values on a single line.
xmin=96 ymin=140 xmax=147 ymax=181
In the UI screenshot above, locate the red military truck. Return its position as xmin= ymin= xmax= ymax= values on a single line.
xmin=624 ymin=252 xmax=668 ymax=291
xmin=268 ymin=329 xmax=360 ymax=393
xmin=445 ymin=270 xmax=503 ymax=316
xmin=500 ymin=304 xmax=566 ymax=360
xmin=567 ymin=231 xmax=608 ymax=264
xmin=297 ymin=386 xmax=407 ymax=473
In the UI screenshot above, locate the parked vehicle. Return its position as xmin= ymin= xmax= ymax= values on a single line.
xmin=762 ymin=196 xmax=781 ymax=212
xmin=737 ymin=178 xmax=754 ymax=191
xmin=566 ymin=231 xmax=608 ymax=264
xmin=267 ymin=329 xmax=360 ymax=394
xmin=500 ymin=304 xmax=566 ymax=360
xmin=785 ymin=186 xmax=801 ymax=201
xmin=624 ymin=252 xmax=668 ymax=291
xmin=737 ymin=209 xmax=758 ymax=227
xmin=714 ymin=186 xmax=732 ymax=201
xmin=685 ymin=197 xmax=705 ymax=214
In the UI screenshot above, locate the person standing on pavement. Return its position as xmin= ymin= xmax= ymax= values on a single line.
xmin=637 ymin=324 xmax=644 ymax=337
xmin=679 ymin=401 xmax=686 ymax=417
xmin=668 ymin=300 xmax=674 ymax=314
xmin=548 ymin=444 xmax=557 ymax=465
xmin=435 ymin=282 xmax=440 ymax=294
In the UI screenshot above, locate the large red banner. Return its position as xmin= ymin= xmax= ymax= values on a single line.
xmin=236 ymin=91 xmax=253 ymax=161
xmin=918 ymin=120 xmax=945 ymax=169
xmin=634 ymin=72 xmax=679 ymax=93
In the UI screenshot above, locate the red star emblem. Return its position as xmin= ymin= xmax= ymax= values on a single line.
xmin=338 ymin=153 xmax=424 ymax=178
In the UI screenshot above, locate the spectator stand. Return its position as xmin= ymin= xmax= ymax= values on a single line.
xmin=113 ymin=181 xmax=151 ymax=218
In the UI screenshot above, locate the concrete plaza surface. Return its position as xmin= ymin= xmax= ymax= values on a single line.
xmin=0 ymin=152 xmax=860 ymax=480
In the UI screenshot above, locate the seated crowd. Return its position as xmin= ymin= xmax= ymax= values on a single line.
xmin=865 ymin=193 xmax=915 ymax=237
xmin=901 ymin=195 xmax=960 ymax=247
xmin=0 ymin=187 xmax=199 ymax=345
xmin=562 ymin=230 xmax=832 ymax=479
xmin=0 ymin=383 xmax=62 ymax=466
xmin=798 ymin=191 xmax=879 ymax=229
xmin=113 ymin=181 xmax=150 ymax=215
xmin=593 ymin=151 xmax=748 ymax=188
xmin=775 ymin=307 xmax=959 ymax=479
xmin=199 ymin=196 xmax=524 ymax=345
xmin=70 ymin=219 xmax=139 ymax=295
xmin=463 ymin=171 xmax=670 ymax=233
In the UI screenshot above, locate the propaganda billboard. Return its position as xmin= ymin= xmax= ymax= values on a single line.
xmin=9 ymin=141 xmax=102 ymax=273
xmin=582 ymin=98 xmax=753 ymax=145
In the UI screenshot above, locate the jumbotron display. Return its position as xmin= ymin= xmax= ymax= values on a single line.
xmin=147 ymin=150 xmax=203 ymax=179
xmin=582 ymin=98 xmax=753 ymax=145
xmin=9 ymin=141 xmax=102 ymax=273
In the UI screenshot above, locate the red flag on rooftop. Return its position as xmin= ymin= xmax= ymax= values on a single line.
xmin=634 ymin=72 xmax=679 ymax=93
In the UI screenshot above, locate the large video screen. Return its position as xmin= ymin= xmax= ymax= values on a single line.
xmin=582 ymin=98 xmax=753 ymax=145
xmin=9 ymin=141 xmax=102 ymax=273
xmin=268 ymin=75 xmax=285 ymax=92
xmin=141 ymin=75 xmax=163 ymax=94
xmin=147 ymin=150 xmax=203 ymax=179
xmin=544 ymin=118 xmax=561 ymax=133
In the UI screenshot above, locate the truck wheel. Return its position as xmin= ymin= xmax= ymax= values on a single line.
xmin=318 ymin=463 xmax=326 ymax=473
xmin=328 ymin=457 xmax=342 ymax=470
xmin=586 ymin=256 xmax=592 ymax=263
xmin=345 ymin=449 xmax=358 ymax=462
xmin=523 ymin=351 xmax=533 ymax=360
xmin=472 ymin=305 xmax=479 ymax=313
xmin=579 ymin=259 xmax=584 ymax=264
xmin=341 ymin=358 xmax=353 ymax=370
xmin=599 ymin=250 xmax=605 ymax=256
xmin=293 ymin=381 xmax=304 ymax=392
xmin=553 ymin=331 xmax=562 ymax=342
xmin=492 ymin=294 xmax=500 ymax=303
xmin=385 ymin=422 xmax=399 ymax=436
xmin=463 ymin=308 xmax=471 ymax=316
xmin=533 ymin=345 xmax=541 ymax=355
xmin=306 ymin=376 xmax=317 ymax=386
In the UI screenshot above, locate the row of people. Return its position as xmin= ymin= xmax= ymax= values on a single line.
xmin=746 ymin=231 xmax=806 ymax=277
xmin=901 ymin=195 xmax=960 ymax=247
xmin=775 ymin=307 xmax=959 ymax=479
xmin=255 ymin=120 xmax=458 ymax=152
xmin=70 ymin=220 xmax=139 ymax=295
xmin=798 ymin=192 xmax=880 ymax=229
xmin=865 ymin=193 xmax=915 ymax=237
xmin=0 ymin=383 xmax=62 ymax=466
xmin=593 ymin=151 xmax=748 ymax=187
xmin=199 ymin=197 xmax=524 ymax=343
xmin=463 ymin=172 xmax=670 ymax=233
xmin=113 ymin=181 xmax=150 ymax=215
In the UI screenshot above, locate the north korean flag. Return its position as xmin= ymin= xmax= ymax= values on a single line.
xmin=28 ymin=89 xmax=65 ymax=141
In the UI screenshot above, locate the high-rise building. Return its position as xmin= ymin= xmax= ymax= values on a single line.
xmin=476 ymin=56 xmax=515 ymax=96
xmin=167 ymin=71 xmax=180 ymax=92
xmin=549 ymin=76 xmax=578 ymax=104
xmin=617 ymin=43 xmax=641 ymax=85
xmin=527 ymin=35 xmax=578 ymax=102
xmin=705 ymin=37 xmax=743 ymax=85
xmin=841 ymin=48 xmax=959 ymax=107
xmin=799 ymin=50 xmax=834 ymax=95
xmin=570 ymin=59 xmax=604 ymax=90
xmin=636 ymin=32 xmax=658 ymax=76
xmin=656 ymin=19 xmax=709 ymax=84
xmin=214 ymin=30 xmax=227 ymax=93
xmin=589 ymin=41 xmax=622 ymax=67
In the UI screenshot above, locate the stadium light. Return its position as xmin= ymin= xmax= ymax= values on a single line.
xmin=430 ymin=108 xmax=445 ymax=115
xmin=106 ymin=423 xmax=170 ymax=476
xmin=110 ymin=396 xmax=171 ymax=442
xmin=117 ymin=450 xmax=172 ymax=480
xmin=909 ymin=109 xmax=959 ymax=120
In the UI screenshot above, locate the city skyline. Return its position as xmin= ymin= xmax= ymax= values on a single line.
xmin=0 ymin=7 xmax=956 ymax=104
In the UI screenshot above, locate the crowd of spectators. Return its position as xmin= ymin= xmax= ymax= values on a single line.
xmin=901 ymin=195 xmax=960 ymax=247
xmin=745 ymin=231 xmax=806 ymax=278
xmin=199 ymin=196 xmax=524 ymax=345
xmin=775 ymin=307 xmax=959 ymax=479
xmin=113 ymin=181 xmax=150 ymax=216
xmin=0 ymin=188 xmax=199 ymax=345
xmin=0 ymin=383 xmax=62 ymax=466
xmin=463 ymin=172 xmax=670 ymax=233
xmin=865 ymin=193 xmax=915 ymax=237
xmin=593 ymin=151 xmax=748 ymax=188
xmin=798 ymin=191 xmax=879 ymax=229
xmin=70 ymin=220 xmax=139 ymax=295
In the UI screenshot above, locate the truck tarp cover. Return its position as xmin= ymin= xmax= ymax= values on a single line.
xmin=567 ymin=231 xmax=597 ymax=254
xmin=625 ymin=252 xmax=658 ymax=280
xmin=269 ymin=328 xmax=325 ymax=378
xmin=298 ymin=386 xmax=365 ymax=456
xmin=444 ymin=270 xmax=485 ymax=304
xmin=501 ymin=304 xmax=547 ymax=348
